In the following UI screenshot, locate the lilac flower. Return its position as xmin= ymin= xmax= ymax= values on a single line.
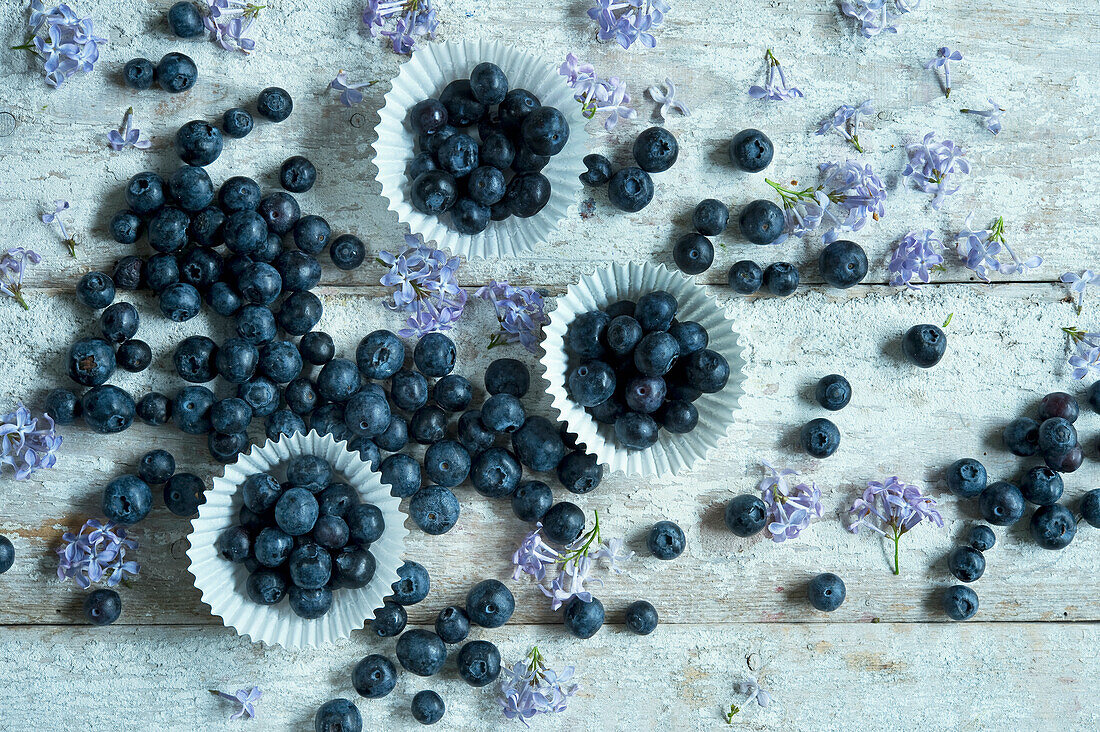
xmin=847 ymin=476 xmax=943 ymax=574
xmin=902 ymin=132 xmax=971 ymax=209
xmin=1 ymin=247 xmax=42 ymax=309
xmin=499 ymin=646 xmax=579 ymax=725
xmin=947 ymin=213 xmax=1040 ymax=281
xmin=202 ymin=1 xmax=262 ymax=54
xmin=726 ymin=676 xmax=772 ymax=720
xmin=815 ymin=100 xmax=874 ymax=152
xmin=592 ymin=536 xmax=633 ymax=573
xmin=361 ymin=0 xmax=438 ymax=55
xmin=377 ymin=236 xmax=467 ymax=338
xmin=767 ymin=160 xmax=886 ymax=245
xmin=2 ymin=403 xmax=61 ymax=479
xmin=329 ymin=70 xmax=377 ymax=106
xmin=541 ymin=554 xmax=596 ymax=611
xmin=56 ymin=519 xmax=137 ymax=588
xmin=888 ymin=229 xmax=944 ymax=289
xmin=984 ymin=216 xmax=1040 ymax=276
xmin=106 ymin=107 xmax=151 ymax=152
xmin=40 ymin=200 xmax=77 ymax=257
xmin=1061 ymin=271 xmax=1096 ymax=314
xmin=748 ymin=49 xmax=803 ymax=101
xmin=925 ymin=47 xmax=963 ymax=98
xmin=757 ymin=461 xmax=822 ymax=542
xmin=1064 ymin=328 xmax=1100 ymax=380
xmin=840 ymin=0 xmax=919 ymax=38
xmin=15 ymin=1 xmax=106 ymax=87
xmin=210 ymin=687 xmax=262 ymax=720
xmin=646 ymin=78 xmax=690 ymax=119
xmin=512 ymin=524 xmax=561 ymax=582
xmin=587 ymin=0 xmax=670 ymax=50
xmin=960 ymin=99 xmax=1005 ymax=135
xmin=475 ymin=280 xmax=550 ymax=353
xmin=559 ymin=54 xmax=636 ymax=131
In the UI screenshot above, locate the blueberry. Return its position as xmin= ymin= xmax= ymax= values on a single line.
xmin=389 ymin=369 xmax=428 ymax=412
xmin=208 ymin=431 xmax=248 ymax=463
xmin=396 ymin=629 xmax=447 ymax=677
xmin=301 ymin=331 xmax=336 ymax=366
xmin=257 ymin=86 xmax=293 ymax=122
xmin=272 ymin=251 xmax=319 ymax=295
xmin=728 ymin=128 xmax=773 ymax=172
xmin=481 ymin=393 xmax=526 ymax=433
xmin=739 ymin=200 xmax=785 ymax=244
xmin=960 ymin=527 xmax=994 ymax=556
xmin=902 ymin=324 xmax=947 ymax=369
xmin=314 ymin=358 xmax=358 ymax=404
xmin=566 ymin=310 xmax=610 ymax=359
xmin=606 ymin=316 xmax=643 ymax=357
xmin=454 ymin=640 xmax=502 ymax=690
xmin=633 ymin=126 xmax=678 ymax=172
xmin=44 ymin=388 xmax=81 ymax=424
xmin=499 ymin=88 xmax=540 ymax=134
xmin=148 ymin=206 xmax=190 ymax=253
xmin=174 ymin=385 xmax=215 ymax=435
xmin=187 ymin=208 xmax=227 ymax=249
xmin=424 ymin=440 xmax=471 ymax=488
xmin=728 ymin=260 xmax=764 ymax=295
xmin=138 ymin=449 xmax=175 ymax=485
xmin=635 ymin=332 xmax=679 ymax=376
xmin=410 ymin=170 xmax=458 ymax=214
xmin=356 ymin=330 xmax=404 ymax=380
xmin=626 ymin=375 xmax=668 ymax=413
xmin=408 ymin=485 xmax=461 ymax=535
xmin=504 ymin=172 xmax=551 ymax=217
xmin=658 ymin=399 xmax=699 ymax=434
xmin=979 ymin=481 xmax=1025 ymax=526
xmin=259 ymin=192 xmax=301 ymax=235
xmin=168 ymin=2 xmax=204 ymax=37
xmin=238 ymin=376 xmax=280 ymax=417
xmin=242 ymin=472 xmax=282 ymax=513
xmin=289 ymin=585 xmax=333 ymax=619
xmin=407 ymin=406 xmax=446 ymax=446
xmin=607 ymin=167 xmax=654 ymax=212
xmin=221 ymin=107 xmax=253 ymax=139
xmin=116 ymin=338 xmax=154 ymax=371
xmin=673 ymin=233 xmax=715 ymax=275
xmin=279 ymin=155 xmax=316 ymax=193
xmin=84 ymin=588 xmax=122 ymax=626
xmin=1019 ymin=466 xmax=1064 ymax=506
xmin=175 ymin=120 xmax=222 ymax=167
xmin=615 ymin=412 xmax=660 ymax=450
xmin=411 ymin=690 xmax=445 ymax=725
xmin=412 ymin=332 xmax=456 ymax=377
xmin=156 ymin=52 xmax=197 ymax=93
xmin=342 ymin=391 xmax=389 ymax=440
xmin=1003 ymin=417 xmax=1040 ymax=456
xmin=110 ymin=212 xmax=143 ymax=245
xmin=947 ymin=545 xmax=985 ymax=584
xmin=223 ymin=211 xmax=268 ymax=255
xmin=1030 ymin=504 xmax=1076 ymax=550
xmin=315 ymin=699 xmax=362 ymax=732
xmin=332 ymin=546 xmax=376 ymax=588
xmin=123 ymin=58 xmax=155 ymax=90
xmin=647 ymin=520 xmax=685 ymax=560
xmin=407 ymin=151 xmax=437 ymax=180
xmin=102 ymin=475 xmax=152 ymax=525
xmin=512 ymin=416 xmax=566 ymax=472
xmin=479 ymin=134 xmax=514 ymax=172
xmin=259 ymin=340 xmax=303 ymax=384
xmin=470 ymin=61 xmax=509 ymax=105
xmin=82 ymin=385 xmax=136 ymax=434
xmin=619 ymin=601 xmax=659 ymax=637
xmin=99 ymin=303 xmax=140 ymax=346
xmin=815 ymin=374 xmax=851 ymax=411
xmin=214 ymin=337 xmax=258 ymax=384
xmin=169 ymin=164 xmax=215 ymax=212
xmin=68 ymin=337 xmax=116 ymax=386
xmin=944 ymin=458 xmax=987 ymax=498
xmin=353 ymin=654 xmax=397 ymax=699
xmin=464 ymin=166 xmax=506 ymax=208
xmin=330 ymin=234 xmax=366 ymax=270
xmin=1038 ymin=391 xmax=1079 ymax=423
xmin=436 ymin=133 xmax=479 ymax=178
xmin=409 ymin=99 xmax=448 ymax=137
xmin=439 ymin=79 xmax=486 ymax=126
xmin=316 ymin=482 xmax=358 ymax=519
xmin=684 ymin=349 xmax=731 ymax=394
xmin=432 ymin=374 xmax=473 ymax=413
xmin=580 ymin=153 xmax=613 ymax=186
xmin=465 ymin=579 xmax=514 ymax=628
xmin=542 ymin=501 xmax=585 ymax=544
xmin=725 ymin=494 xmax=767 ymax=537
xmin=511 ymin=144 xmax=550 ymax=173
xmin=219 ymin=176 xmax=262 ymax=212
xmin=800 ymin=418 xmax=840 ymax=458
xmin=125 ymin=171 xmax=166 ymax=214
xmin=266 ymin=408 xmax=307 ymax=440
xmin=563 ymin=596 xmax=605 ymax=639
xmin=421 ymin=125 xmax=457 ymax=157
xmin=521 ymin=106 xmax=569 ymax=156
xmin=943 ymin=585 xmax=979 ymax=621
xmin=292 ymin=215 xmax=330 ymax=256
xmin=763 ymin=262 xmax=799 ymax=297
xmin=76 ymin=272 xmax=115 ymax=310
xmin=289 ymin=541 xmax=332 ymax=589
xmin=142 ymin=254 xmax=177 ymax=293
xmin=275 ymin=487 xmax=320 ymax=537
xmin=430 ymin=606 xmax=471 ymax=646
xmin=635 ymin=291 xmax=678 ymax=331
xmin=137 ymin=392 xmax=172 ymax=426
xmin=819 ymin=240 xmax=868 ymax=289
xmin=380 ymin=453 xmax=422 ymax=498
xmin=374 ymin=415 xmax=409 ymax=451
xmin=470 ymin=448 xmax=522 ymax=498
xmin=278 ymin=291 xmax=323 ymax=336
xmin=160 ymin=282 xmax=202 ymax=321
xmin=0 ymin=535 xmax=13 ymax=575
xmin=567 ymin=361 xmax=616 ymax=407
xmin=1045 ymin=443 xmax=1083 ymax=473
xmin=250 ymin=527 xmax=292 ymax=568
xmin=511 ymin=480 xmax=553 ymax=522
xmin=1089 ymin=382 xmax=1100 ymax=415
xmin=391 ymin=559 xmax=430 ymax=605
xmin=808 ymin=572 xmax=846 ymax=612
xmin=457 ymin=410 xmax=495 ymax=456
xmin=1038 ymin=417 xmax=1077 ymax=456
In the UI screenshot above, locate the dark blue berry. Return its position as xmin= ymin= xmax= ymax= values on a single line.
xmin=424 ymin=440 xmax=471 ymax=487
xmin=411 ymin=690 xmax=446 ymax=725
xmin=247 ymin=569 xmax=288 ymax=605
xmin=278 ymin=291 xmax=323 ymax=336
xmin=728 ymin=260 xmax=763 ymax=295
xmin=44 ymin=388 xmax=81 ymax=424
xmin=979 ymin=481 xmax=1025 ymax=526
xmin=292 ymin=215 xmax=330 ymax=255
xmin=819 ymin=240 xmax=868 ymax=289
xmin=168 ymin=164 xmax=214 ymax=211
xmin=156 ymin=52 xmax=197 ymax=93
xmin=68 ymin=337 xmax=116 ymax=386
xmin=173 ymin=385 xmax=215 ymax=435
xmin=739 ymin=199 xmax=785 ymax=245
xmin=1030 ymin=504 xmax=1076 ymax=550
xmin=1038 ymin=417 xmax=1077 ymax=456
xmin=511 ymin=144 xmax=550 ymax=173
xmin=634 ymin=332 xmax=679 ymax=376
xmin=257 ymin=87 xmax=293 ymax=122
xmin=175 ymin=120 xmax=222 ymax=166
xmin=253 ymin=527 xmax=293 ymax=568
xmin=187 ymin=208 xmax=226 ymax=248
xmin=411 ymin=170 xmax=458 ymax=214
xmin=76 ymin=271 xmax=115 ymax=309
xmin=725 ymin=494 xmax=767 ymax=537
xmin=499 ymin=88 xmax=540 ymax=134
xmin=391 ymin=560 xmax=430 ymax=605
xmin=943 ymin=585 xmax=979 ymax=621
xmin=480 ymin=132 xmax=515 ymax=171
xmin=280 ymin=155 xmax=316 ymax=193
xmin=289 ymin=586 xmax=332 ymax=619
xmin=259 ymin=192 xmax=301 ymax=235
xmin=435 ymin=606 xmax=470 ymax=644
xmin=607 ymin=167 xmax=654 ymax=212
xmin=457 ymin=410 xmax=495 ymax=456
xmin=407 ymin=151 xmax=437 ymax=180
xmin=457 ymin=640 xmax=501 ymax=687
xmin=102 ymin=475 xmax=152 ymax=525
xmin=273 ymin=250 xmax=321 ymax=292
xmin=396 ymin=629 xmax=447 ymax=677
xmin=371 ymin=602 xmax=407 ymax=638
xmin=556 ymin=451 xmax=602 ymax=494
xmin=504 ymin=172 xmax=551 ymax=217
xmin=266 ymin=409 xmax=306 ymax=440
xmin=259 ymin=340 xmax=303 ymax=384
xmin=580 ymin=153 xmax=612 ymax=186
xmin=481 ymin=393 xmax=526 ymax=433
xmin=605 ymin=316 xmax=643 ymax=357
xmin=300 ymin=331 xmax=335 ymax=366
xmin=808 ymin=572 xmax=846 ymax=611
xmin=693 ymin=199 xmax=729 ymax=236
xmin=728 ymin=129 xmax=773 ymax=172
xmin=1003 ymin=417 xmax=1040 ymax=456
xmin=615 ymin=412 xmax=659 ymax=450
xmin=633 ymin=126 xmax=678 ymax=172
xmin=648 ymin=520 xmax=685 ymax=560
xmin=215 ymin=337 xmax=259 ymax=384
xmin=511 ymin=480 xmax=553 ymax=522
xmin=800 ymin=418 xmax=840 ymax=458
xmin=465 ymin=579 xmax=514 ymax=628
xmin=542 ymin=501 xmax=585 ymax=544
xmin=673 ymin=233 xmax=714 ymax=275
xmin=439 ymin=79 xmax=485 ymax=126
xmin=437 ymin=133 xmax=479 ymax=177
xmin=168 ymin=2 xmax=204 ymax=37
xmin=432 ymin=374 xmax=473 ymax=412
xmin=374 ymin=415 xmax=409 ymax=451
xmin=1020 ymin=466 xmax=1064 ymax=505
xmin=968 ymin=525 xmax=996 ymax=552
xmin=357 ymin=330 xmax=404 ymax=380
xmin=315 ymin=699 xmax=362 ymax=732
xmin=682 ymin=349 xmax=730 ymax=393
xmin=470 ymin=448 xmax=522 ymax=498
xmin=0 ymin=537 xmax=14 ymax=574
xmin=222 ymin=107 xmax=253 ymax=139
xmin=625 ymin=375 xmax=667 ymax=413
xmin=658 ymin=399 xmax=699 ymax=433
xmin=949 ymin=545 xmax=986 ymax=582
xmin=138 ymin=449 xmax=175 ymax=485
xmin=945 ymin=458 xmax=987 ymax=498
xmin=123 ymin=58 xmax=155 ymax=90
xmin=148 ymin=206 xmax=190 ymax=253
xmin=409 ymin=486 xmax=461 ymax=535
xmin=625 ymin=600 xmax=659 ymax=635
xmin=566 ymin=310 xmax=610 ymax=359
xmin=1081 ymin=489 xmax=1100 ymax=528
xmin=521 ymin=106 xmax=569 ymax=156
xmin=288 ymin=541 xmax=331 ymax=589
xmin=84 ymin=588 xmax=122 ymax=625
xmin=567 ymin=361 xmax=615 ymax=407
xmin=563 ymin=595 xmax=605 ymax=639
xmin=330 ymin=234 xmax=366 ymax=270
xmin=903 ymin=323 xmax=947 ymax=368
xmin=125 ymin=171 xmax=166 ymax=215
xmin=815 ymin=374 xmax=851 ymax=411
xmin=470 ymin=61 xmax=509 ymax=104
xmin=162 ymin=473 xmax=203 ymax=517
xmin=219 ymin=176 xmax=262 ymax=212
xmin=159 ymin=282 xmax=202 ymax=322
xmin=763 ymin=262 xmax=799 ymax=296
xmin=110 ymin=211 xmax=143 ymax=244
xmin=380 ymin=453 xmax=422 ymax=498
xmin=317 ymin=482 xmax=358 ymax=518
xmin=414 ymin=332 xmax=456 ymax=377
xmin=345 ymin=390 xmax=391 ymax=438
xmin=353 ymin=655 xmax=397 ymax=699
xmin=136 ymin=392 xmax=171 ymax=426
xmin=511 ymin=416 xmax=565 ymax=472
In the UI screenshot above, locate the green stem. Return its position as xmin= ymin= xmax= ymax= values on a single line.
xmin=64 ymin=238 xmax=77 ymax=258
xmin=892 ymin=528 xmax=901 ymax=576
xmin=13 ymin=289 xmax=28 ymax=311
xmin=851 ymin=135 xmax=864 ymax=154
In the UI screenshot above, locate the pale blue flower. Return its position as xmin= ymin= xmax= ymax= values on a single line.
xmin=475 ymin=279 xmax=550 ymax=353
xmin=512 ymin=524 xmax=560 ymax=582
xmin=646 ymin=77 xmax=690 ymax=119
xmin=816 ymin=100 xmax=874 ymax=152
xmin=210 ymin=687 xmax=262 ymax=720
xmin=888 ymin=229 xmax=944 ymax=289
xmin=362 ymin=0 xmax=437 ymax=54
xmin=106 ymin=107 xmax=151 ymax=152
xmin=499 ymin=647 xmax=578 ymax=725
xmin=377 ymin=236 xmax=467 ymax=338
xmin=329 ymin=70 xmax=376 ymax=106
xmin=588 ymin=0 xmax=670 ymax=50
xmin=757 ymin=461 xmax=821 ymax=542
xmin=1061 ymin=271 xmax=1096 ymax=314
xmin=1065 ymin=328 xmax=1100 ymax=380
xmin=925 ymin=46 xmax=963 ymax=98
xmin=748 ymin=49 xmax=803 ymax=101
xmin=902 ymin=132 xmax=971 ymax=209
xmin=559 ymin=55 xmax=637 ymax=131
xmin=847 ymin=476 xmax=943 ymax=575
xmin=17 ymin=1 xmax=107 ymax=87
xmin=0 ymin=247 xmax=43 ymax=309
xmin=961 ymin=99 xmax=1005 ymax=135
xmin=56 ymin=519 xmax=137 ymax=588
xmin=768 ymin=160 xmax=886 ymax=245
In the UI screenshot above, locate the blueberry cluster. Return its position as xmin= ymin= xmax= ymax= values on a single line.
xmin=215 ymin=455 xmax=383 ymax=619
xmin=728 ymin=259 xmax=800 ymax=298
xmin=564 ymin=292 xmax=729 ymax=450
xmin=123 ymin=52 xmax=198 ymax=94
xmin=798 ymin=374 xmax=848 ymax=459
xmin=580 ymin=126 xmax=679 ymax=212
xmin=407 ymin=62 xmax=570 ymax=233
xmin=940 ymin=525 xmax=995 ymax=621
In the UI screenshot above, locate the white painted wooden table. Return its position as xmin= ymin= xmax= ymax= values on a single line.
xmin=2 ymin=1 xmax=1099 ymax=729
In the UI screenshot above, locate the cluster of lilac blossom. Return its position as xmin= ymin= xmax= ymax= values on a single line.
xmin=950 ymin=214 xmax=1040 ymax=280
xmin=15 ymin=0 xmax=106 ymax=88
xmin=902 ymin=132 xmax=972 ymax=209
xmin=559 ymin=53 xmax=636 ymax=132
xmin=106 ymin=107 xmax=151 ymax=152
xmin=361 ymin=0 xmax=438 ymax=55
xmin=890 ymin=215 xmax=1042 ymax=288
xmin=766 ymin=160 xmax=887 ymax=245
xmin=839 ymin=0 xmax=920 ymax=38
xmin=377 ymin=235 xmax=467 ymax=338
xmin=202 ymin=0 xmax=262 ymax=54
xmin=56 ymin=519 xmax=138 ymax=588
xmin=512 ymin=512 xmax=631 ymax=612
xmin=0 ymin=247 xmax=43 ymax=310
xmin=498 ymin=646 xmax=579 ymax=724
xmin=757 ymin=461 xmax=822 ymax=542
xmin=475 ymin=280 xmax=550 ymax=354
xmin=328 ymin=70 xmax=377 ymax=107
xmin=587 ymin=0 xmax=670 ymax=50
xmin=0 ymin=402 xmax=61 ymax=480
xmin=748 ymin=49 xmax=803 ymax=102
xmin=209 ymin=687 xmax=262 ymax=720
xmin=815 ymin=100 xmax=874 ymax=153
xmin=847 ymin=476 xmax=943 ymax=575
xmin=1064 ymin=328 xmax=1100 ymax=380
xmin=887 ymin=229 xmax=943 ymax=289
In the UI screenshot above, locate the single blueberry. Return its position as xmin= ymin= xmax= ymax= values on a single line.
xmin=739 ymin=199 xmax=785 ymax=244
xmin=257 ymin=87 xmax=293 ymax=122
xmin=728 ymin=128 xmax=773 ymax=172
xmin=800 ymin=418 xmax=840 ymax=458
xmin=607 ymin=167 xmax=654 ymax=212
xmin=725 ymin=494 xmax=767 ymax=537
xmin=979 ymin=481 xmax=1026 ymax=526
xmin=808 ymin=572 xmax=846 ymax=612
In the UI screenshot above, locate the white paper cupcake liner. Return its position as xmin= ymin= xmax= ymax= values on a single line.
xmin=540 ymin=262 xmax=747 ymax=478
xmin=372 ymin=40 xmax=589 ymax=259
xmin=186 ymin=430 xmax=408 ymax=649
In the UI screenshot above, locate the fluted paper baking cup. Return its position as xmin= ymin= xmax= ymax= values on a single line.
xmin=186 ymin=430 xmax=407 ymax=649
xmin=372 ymin=40 xmax=588 ymax=259
xmin=541 ymin=262 xmax=747 ymax=478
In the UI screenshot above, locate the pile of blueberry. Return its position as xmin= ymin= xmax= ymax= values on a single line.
xmin=564 ymin=291 xmax=729 ymax=450
xmin=1002 ymin=391 xmax=1084 ymax=474
xmin=407 ymin=62 xmax=570 ymax=233
xmin=799 ymin=374 xmax=848 ymax=459
xmin=940 ymin=525 xmax=996 ymax=621
xmin=580 ymin=126 xmax=679 ymax=212
xmin=215 ymin=455 xmax=384 ymax=620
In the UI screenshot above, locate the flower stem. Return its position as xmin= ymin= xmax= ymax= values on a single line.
xmin=64 ymin=238 xmax=77 ymax=257
xmin=13 ymin=289 xmax=28 ymax=311
xmin=851 ymin=135 xmax=864 ymax=154
xmin=891 ymin=528 xmax=901 ymax=575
